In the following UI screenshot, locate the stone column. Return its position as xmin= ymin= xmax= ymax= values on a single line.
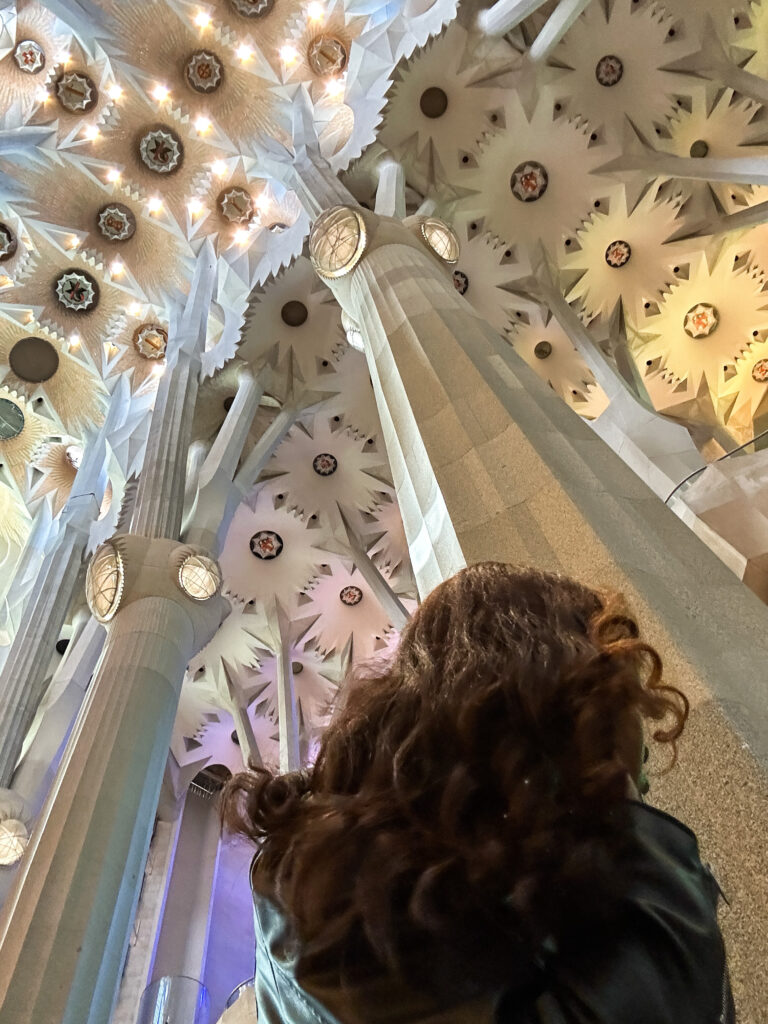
xmin=184 ymin=368 xmax=263 ymax=557
xmin=149 ymin=789 xmax=222 ymax=988
xmin=310 ymin=203 xmax=768 ymax=1017
xmin=0 ymin=497 xmax=53 ymax=660
xmin=0 ymin=245 xmax=225 ymax=1024
xmin=0 ymin=374 xmax=131 ymax=786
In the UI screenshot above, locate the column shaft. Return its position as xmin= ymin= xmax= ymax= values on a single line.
xmin=0 ymin=511 xmax=95 ymax=786
xmin=0 ymin=597 xmax=197 ymax=1024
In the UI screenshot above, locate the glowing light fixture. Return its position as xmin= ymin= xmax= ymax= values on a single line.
xmin=110 ymin=258 xmax=124 ymax=276
xmin=107 ymin=83 xmax=122 ymax=101
xmin=83 ymin=124 xmax=99 ymax=141
xmin=309 ymin=205 xmax=367 ymax=279
xmin=280 ymin=44 xmax=298 ymax=64
xmin=194 ymin=10 xmax=211 ymax=27
xmin=68 ymin=332 xmax=81 ymax=349
xmin=325 ymin=76 xmax=344 ymax=98
xmin=212 ymin=159 xmax=227 ymax=176
xmin=194 ymin=115 xmax=211 ymax=133
xmin=151 ymin=84 xmax=170 ymax=102
xmin=178 ymin=553 xmax=222 ymax=600
xmin=0 ymin=819 xmax=28 ymax=866
xmin=86 ymin=541 xmax=125 ymax=623
xmin=236 ymin=43 xmax=253 ymax=61
xmin=307 ymin=1 xmax=324 ymax=19
xmin=188 ymin=197 xmax=203 ymax=216
xmin=147 ymin=196 xmax=163 ymax=214
xmin=106 ymin=167 xmax=121 ymax=182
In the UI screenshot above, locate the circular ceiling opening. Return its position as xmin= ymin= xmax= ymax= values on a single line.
xmin=534 ymin=341 xmax=552 ymax=360
xmin=689 ymin=139 xmax=709 ymax=158
xmin=420 ymin=86 xmax=448 ymax=118
xmin=281 ymin=300 xmax=308 ymax=327
xmin=9 ymin=336 xmax=60 ymax=382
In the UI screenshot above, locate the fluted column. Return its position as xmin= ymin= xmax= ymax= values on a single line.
xmin=132 ymin=241 xmax=217 ymax=540
xmin=0 ymin=375 xmax=130 ymax=786
xmin=0 ymin=244 xmax=224 ymax=1024
xmin=0 ymin=497 xmax=53 ymax=659
xmin=0 ymin=543 xmax=223 ymax=1024
xmin=310 ymin=204 xmax=768 ymax=1017
xmin=184 ymin=368 xmax=263 ymax=557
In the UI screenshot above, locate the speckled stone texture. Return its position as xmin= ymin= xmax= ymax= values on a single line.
xmin=349 ymin=239 xmax=768 ymax=1022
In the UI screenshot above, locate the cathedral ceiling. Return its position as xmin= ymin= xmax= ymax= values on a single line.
xmin=0 ymin=0 xmax=766 ymax=770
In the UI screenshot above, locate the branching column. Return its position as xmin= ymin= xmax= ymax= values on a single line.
xmin=0 ymin=374 xmax=130 ymax=786
xmin=0 ymin=244 xmax=225 ymax=1024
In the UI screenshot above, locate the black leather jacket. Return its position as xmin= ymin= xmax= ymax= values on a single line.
xmin=251 ymin=802 xmax=735 ymax=1023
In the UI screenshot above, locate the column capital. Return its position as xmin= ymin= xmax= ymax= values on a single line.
xmin=85 ymin=535 xmax=224 ymax=652
xmin=308 ymin=205 xmax=460 ymax=315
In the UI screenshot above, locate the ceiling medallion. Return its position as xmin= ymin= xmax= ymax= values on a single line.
xmin=595 ymin=55 xmax=623 ymax=87
xmin=309 ymin=205 xmax=367 ymax=279
xmin=307 ymin=35 xmax=348 ymax=77
xmin=752 ymin=358 xmax=768 ymax=383
xmin=339 ymin=585 xmax=363 ymax=606
xmin=133 ymin=323 xmax=168 ymax=360
xmin=0 ymin=397 xmax=25 ymax=441
xmin=218 ymin=187 xmax=253 ymax=223
xmin=420 ymin=217 xmax=460 ymax=264
xmin=55 ymin=71 xmax=98 ymax=113
xmin=97 ymin=203 xmax=136 ymax=242
xmin=453 ymin=270 xmax=469 ymax=295
xmin=313 ymin=452 xmax=338 ymax=476
xmin=9 ymin=336 xmax=60 ymax=382
xmin=228 ymin=0 xmax=275 ymax=17
xmin=683 ymin=303 xmax=719 ymax=339
xmin=510 ymin=161 xmax=548 ymax=202
xmin=13 ymin=40 xmax=45 ymax=74
xmin=185 ymin=50 xmax=223 ymax=93
xmin=178 ymin=554 xmax=222 ymax=601
xmin=0 ymin=223 xmax=18 ymax=262
xmin=605 ymin=240 xmax=631 ymax=268
xmin=54 ymin=268 xmax=99 ymax=312
xmin=534 ymin=341 xmax=553 ymax=360
xmin=139 ymin=127 xmax=184 ymax=174
xmin=250 ymin=530 xmax=283 ymax=559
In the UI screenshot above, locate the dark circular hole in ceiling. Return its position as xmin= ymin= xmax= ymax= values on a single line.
xmin=689 ymin=139 xmax=709 ymax=158
xmin=281 ymin=300 xmax=308 ymax=327
xmin=534 ymin=341 xmax=553 ymax=360
xmin=56 ymin=638 xmax=70 ymax=655
xmin=420 ymin=87 xmax=448 ymax=118
xmin=9 ymin=336 xmax=60 ymax=383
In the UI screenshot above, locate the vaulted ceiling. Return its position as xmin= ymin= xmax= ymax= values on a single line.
xmin=1 ymin=0 xmax=766 ymax=771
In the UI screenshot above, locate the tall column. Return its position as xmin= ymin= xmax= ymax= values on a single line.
xmin=132 ymin=240 xmax=217 ymax=540
xmin=148 ymin=789 xmax=221 ymax=989
xmin=184 ymin=368 xmax=263 ymax=557
xmin=308 ymin=203 xmax=768 ymax=1017
xmin=0 ymin=374 xmax=131 ymax=786
xmin=9 ymin=617 xmax=105 ymax=817
xmin=263 ymin=602 xmax=300 ymax=773
xmin=0 ymin=497 xmax=53 ymax=660
xmin=0 ymin=244 xmax=225 ymax=1024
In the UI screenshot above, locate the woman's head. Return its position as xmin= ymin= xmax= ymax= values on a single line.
xmin=223 ymin=563 xmax=688 ymax=994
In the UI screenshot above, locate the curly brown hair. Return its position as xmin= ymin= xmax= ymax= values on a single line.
xmin=222 ymin=563 xmax=688 ymax=1000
